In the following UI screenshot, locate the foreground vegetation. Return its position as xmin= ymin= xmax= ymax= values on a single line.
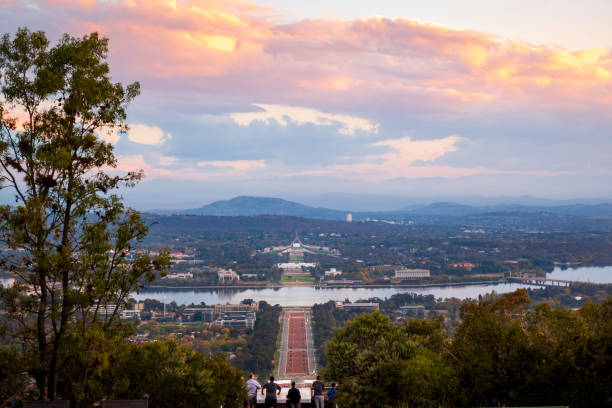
xmin=323 ymin=289 xmax=611 ymax=408
xmin=0 ymin=333 xmax=244 ymax=407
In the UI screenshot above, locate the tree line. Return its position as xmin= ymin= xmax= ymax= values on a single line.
xmin=323 ymin=289 xmax=611 ymax=407
xmin=231 ymin=301 xmax=282 ymax=378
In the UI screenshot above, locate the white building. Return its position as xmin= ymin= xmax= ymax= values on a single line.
xmin=324 ymin=268 xmax=343 ymax=278
xmin=346 ymin=213 xmax=352 ymax=222
xmin=95 ymin=303 xmax=121 ymax=320
xmin=215 ymin=311 xmax=256 ymax=330
xmin=277 ymin=262 xmax=317 ymax=269
xmin=394 ymin=268 xmax=430 ymax=279
xmin=214 ymin=302 xmax=259 ymax=313
xmin=120 ymin=310 xmax=141 ymax=320
xmin=217 ymin=269 xmax=240 ymax=282
xmin=163 ymin=272 xmax=193 ymax=279
xmin=399 ymin=305 xmax=425 ymax=316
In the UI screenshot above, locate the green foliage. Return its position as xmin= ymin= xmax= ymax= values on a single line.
xmin=311 ymin=301 xmax=360 ymax=367
xmin=232 ymin=301 xmax=281 ymax=378
xmin=323 ymin=290 xmax=612 ymax=407
xmin=452 ymin=290 xmax=612 ymax=407
xmin=450 ymin=289 xmax=532 ymax=406
xmin=0 ymin=345 xmax=27 ymax=404
xmin=0 ymin=27 xmax=170 ymax=400
xmin=325 ymin=311 xmax=455 ymax=408
xmin=49 ymin=327 xmax=245 ymax=408
xmin=106 ymin=340 xmax=245 ymax=408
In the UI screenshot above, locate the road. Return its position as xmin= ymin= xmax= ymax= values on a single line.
xmin=277 ymin=308 xmax=316 ymax=379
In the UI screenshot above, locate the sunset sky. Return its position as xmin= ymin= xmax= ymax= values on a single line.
xmin=1 ymin=0 xmax=612 ymax=209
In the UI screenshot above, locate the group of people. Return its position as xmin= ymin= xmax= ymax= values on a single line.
xmin=246 ymin=374 xmax=337 ymax=408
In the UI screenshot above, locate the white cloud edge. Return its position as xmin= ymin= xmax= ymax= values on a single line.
xmin=230 ymin=103 xmax=379 ymax=135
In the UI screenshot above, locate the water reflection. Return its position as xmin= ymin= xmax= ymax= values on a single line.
xmin=131 ymin=283 xmax=536 ymax=306
xmin=547 ymin=266 xmax=612 ymax=284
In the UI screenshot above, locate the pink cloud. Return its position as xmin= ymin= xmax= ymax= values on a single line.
xmin=115 ymin=155 xmax=266 ymax=181
xmin=3 ymin=0 xmax=609 ymax=116
xmin=2 ymin=0 xmax=610 ymax=186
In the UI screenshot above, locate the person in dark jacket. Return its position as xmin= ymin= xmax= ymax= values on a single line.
xmin=287 ymin=381 xmax=301 ymax=408
xmin=311 ymin=376 xmax=325 ymax=408
xmin=262 ymin=376 xmax=281 ymax=408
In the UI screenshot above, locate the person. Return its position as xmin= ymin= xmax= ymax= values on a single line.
xmin=246 ymin=373 xmax=261 ymax=408
xmin=311 ymin=375 xmax=325 ymax=408
xmin=287 ymin=380 xmax=301 ymax=408
xmin=262 ymin=376 xmax=281 ymax=408
xmin=327 ymin=383 xmax=337 ymax=408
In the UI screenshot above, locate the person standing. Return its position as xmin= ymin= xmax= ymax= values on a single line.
xmin=311 ymin=375 xmax=325 ymax=408
xmin=287 ymin=381 xmax=301 ymax=408
xmin=246 ymin=373 xmax=261 ymax=408
xmin=262 ymin=376 xmax=281 ymax=408
xmin=327 ymin=383 xmax=337 ymax=408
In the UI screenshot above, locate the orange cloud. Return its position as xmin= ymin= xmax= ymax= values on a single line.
xmin=6 ymin=0 xmax=612 ymax=118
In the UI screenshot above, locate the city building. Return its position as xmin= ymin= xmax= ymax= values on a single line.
xmin=120 ymin=310 xmax=141 ymax=320
xmin=346 ymin=213 xmax=352 ymax=222
xmin=183 ymin=307 xmax=216 ymax=322
xmin=277 ymin=262 xmax=317 ymax=269
xmin=217 ymin=268 xmax=240 ymax=282
xmin=163 ymin=272 xmax=193 ymax=279
xmin=215 ymin=310 xmax=256 ymax=329
xmin=369 ymin=265 xmax=401 ymax=272
xmin=324 ymin=268 xmax=343 ymax=278
xmin=399 ymin=305 xmax=425 ymax=316
xmin=214 ymin=302 xmax=259 ymax=313
xmin=394 ymin=268 xmax=430 ymax=279
xmin=95 ymin=303 xmax=121 ymax=320
xmin=338 ymin=302 xmax=380 ymax=312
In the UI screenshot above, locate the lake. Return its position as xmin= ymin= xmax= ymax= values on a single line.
xmin=4 ymin=264 xmax=610 ymax=306
xmin=547 ymin=265 xmax=612 ymax=284
xmin=131 ymin=282 xmax=536 ymax=306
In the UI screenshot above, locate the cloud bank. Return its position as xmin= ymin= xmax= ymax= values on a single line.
xmin=1 ymin=0 xmax=611 ymax=201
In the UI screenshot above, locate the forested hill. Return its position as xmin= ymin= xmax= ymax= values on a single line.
xmin=154 ymin=196 xmax=349 ymax=219
xmin=141 ymin=212 xmax=612 ymax=237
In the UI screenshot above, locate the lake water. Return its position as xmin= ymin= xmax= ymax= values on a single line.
xmin=4 ymin=264 xmax=610 ymax=306
xmin=547 ymin=265 xmax=612 ymax=284
xmin=131 ymin=283 xmax=535 ymax=306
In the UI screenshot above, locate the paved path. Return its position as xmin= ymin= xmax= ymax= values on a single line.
xmin=278 ymin=311 xmax=290 ymax=378
xmin=278 ymin=308 xmax=316 ymax=379
xmin=304 ymin=311 xmax=316 ymax=376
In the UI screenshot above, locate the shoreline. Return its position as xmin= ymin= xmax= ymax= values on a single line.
xmin=142 ymin=279 xmax=507 ymax=291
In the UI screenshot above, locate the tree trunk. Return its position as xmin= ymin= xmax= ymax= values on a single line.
xmin=37 ymin=269 xmax=49 ymax=401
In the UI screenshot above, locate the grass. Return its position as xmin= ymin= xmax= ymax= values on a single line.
xmin=280 ymin=274 xmax=315 ymax=284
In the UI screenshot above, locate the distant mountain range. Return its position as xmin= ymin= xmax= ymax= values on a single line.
xmin=151 ymin=195 xmax=612 ymax=220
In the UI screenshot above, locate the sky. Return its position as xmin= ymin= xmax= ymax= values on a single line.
xmin=1 ymin=0 xmax=612 ymax=210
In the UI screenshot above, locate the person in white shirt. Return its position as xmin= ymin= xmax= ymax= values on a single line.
xmin=246 ymin=373 xmax=261 ymax=408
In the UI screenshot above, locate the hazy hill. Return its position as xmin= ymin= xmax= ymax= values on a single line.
xmin=152 ymin=196 xmax=612 ymax=220
xmin=407 ymin=202 xmax=483 ymax=216
xmin=155 ymin=196 xmax=350 ymax=220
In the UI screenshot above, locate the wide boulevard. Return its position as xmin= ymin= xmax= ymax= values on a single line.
xmin=278 ymin=308 xmax=316 ymax=379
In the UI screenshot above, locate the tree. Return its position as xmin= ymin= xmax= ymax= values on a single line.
xmin=0 ymin=345 xmax=27 ymax=404
xmin=0 ymin=28 xmax=169 ymax=400
xmin=450 ymin=289 xmax=533 ymax=406
xmin=324 ymin=312 xmax=456 ymax=407
xmin=101 ymin=340 xmax=245 ymax=408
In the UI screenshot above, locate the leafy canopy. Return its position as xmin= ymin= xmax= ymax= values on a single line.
xmin=0 ymin=28 xmax=169 ymax=401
